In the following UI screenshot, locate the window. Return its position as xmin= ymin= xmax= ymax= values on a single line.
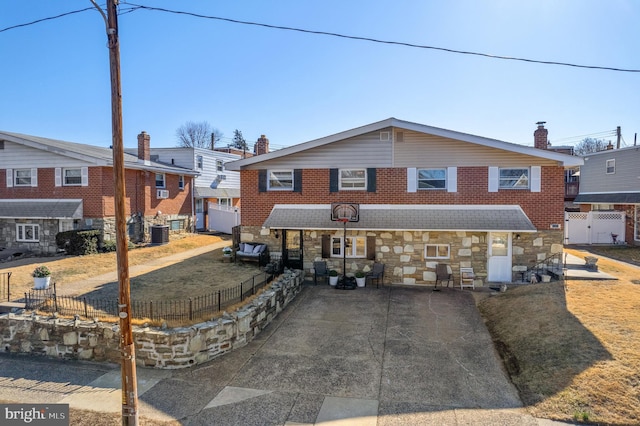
xmin=424 ymin=244 xmax=450 ymax=259
xmin=499 ymin=168 xmax=529 ymax=189
xmin=339 ymin=169 xmax=366 ymax=190
xmin=170 ymin=219 xmax=184 ymax=231
xmin=17 ymin=224 xmax=39 ymax=242
xmin=268 ymin=170 xmax=294 ymax=190
xmin=417 ymin=168 xmax=446 ymax=190
xmin=331 ymin=236 xmax=366 ymax=258
xmin=14 ymin=169 xmax=32 ymax=186
xmin=59 ymin=219 xmax=78 ymax=232
xmin=592 ymin=204 xmax=614 ymax=211
xmin=178 ymin=175 xmax=185 ymax=190
xmin=63 ymin=168 xmax=82 ymax=186
xmin=216 ymin=160 xmax=224 ymax=172
xmin=635 ymin=206 xmax=640 ymax=242
xmin=606 ymin=159 xmax=615 ymax=174
xmin=155 ymin=173 xmax=165 ymax=188
xmin=218 ymin=198 xmax=231 ymax=207
xmin=196 ymin=155 xmax=203 ymax=169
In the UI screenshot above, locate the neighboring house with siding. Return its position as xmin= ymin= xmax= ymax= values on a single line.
xmin=226 ymin=118 xmax=582 ymax=286
xmin=572 ymin=145 xmax=640 ymax=245
xmin=0 ymin=130 xmax=197 ymax=255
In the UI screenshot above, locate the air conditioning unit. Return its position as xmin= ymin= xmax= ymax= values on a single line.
xmin=157 ymin=189 xmax=169 ymax=199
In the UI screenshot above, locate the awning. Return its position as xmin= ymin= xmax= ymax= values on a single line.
xmin=263 ymin=204 xmax=537 ymax=232
xmin=194 ymin=187 xmax=240 ymax=199
xmin=574 ymin=193 xmax=640 ymax=204
xmin=0 ymin=199 xmax=83 ymax=219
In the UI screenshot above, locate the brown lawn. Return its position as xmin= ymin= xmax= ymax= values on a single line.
xmin=479 ymin=246 xmax=640 ymax=425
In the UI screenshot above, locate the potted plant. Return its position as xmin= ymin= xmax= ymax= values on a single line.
xmin=33 ymin=265 xmax=51 ymax=290
xmin=222 ymin=246 xmax=233 ymax=257
xmin=329 ymin=269 xmax=339 ymax=286
xmin=355 ymin=270 xmax=366 ymax=287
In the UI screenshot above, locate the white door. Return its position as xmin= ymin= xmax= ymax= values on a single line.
xmin=487 ymin=232 xmax=512 ymax=282
xmin=195 ymin=198 xmax=205 ymax=230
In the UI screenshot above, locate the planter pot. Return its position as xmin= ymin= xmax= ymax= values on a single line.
xmin=541 ymin=274 xmax=551 ymax=283
xmin=329 ymin=276 xmax=339 ymax=286
xmin=355 ymin=277 xmax=366 ymax=287
xmin=34 ymin=276 xmax=51 ymax=290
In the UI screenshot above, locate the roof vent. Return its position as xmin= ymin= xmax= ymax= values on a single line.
xmin=380 ymin=131 xmax=390 ymax=141
xmin=396 ymin=131 xmax=404 ymax=142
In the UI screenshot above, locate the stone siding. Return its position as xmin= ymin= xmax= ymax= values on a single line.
xmin=0 ymin=270 xmax=303 ymax=369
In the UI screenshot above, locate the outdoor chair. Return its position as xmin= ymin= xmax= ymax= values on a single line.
xmin=433 ymin=263 xmax=452 ymax=291
xmin=366 ymin=263 xmax=385 ymax=288
xmin=314 ymin=261 xmax=329 ymax=285
xmin=460 ymin=267 xmax=475 ymax=290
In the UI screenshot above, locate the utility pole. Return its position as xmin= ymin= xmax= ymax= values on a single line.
xmin=92 ymin=0 xmax=139 ymax=423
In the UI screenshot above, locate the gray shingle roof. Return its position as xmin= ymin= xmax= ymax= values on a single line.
xmin=574 ymin=193 xmax=640 ymax=204
xmin=0 ymin=200 xmax=83 ymax=219
xmin=194 ymin=187 xmax=241 ymax=199
xmin=263 ymin=204 xmax=536 ymax=232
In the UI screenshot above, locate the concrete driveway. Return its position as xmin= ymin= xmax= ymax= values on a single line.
xmin=1 ymin=283 xmax=554 ymax=425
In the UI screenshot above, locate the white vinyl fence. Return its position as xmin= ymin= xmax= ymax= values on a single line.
xmin=565 ymin=211 xmax=625 ymax=244
xmin=208 ymin=203 xmax=240 ymax=234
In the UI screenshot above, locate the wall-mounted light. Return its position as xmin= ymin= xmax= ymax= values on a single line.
xmin=515 ymin=234 xmax=521 ymax=241
xmin=274 ymin=229 xmax=279 ymax=239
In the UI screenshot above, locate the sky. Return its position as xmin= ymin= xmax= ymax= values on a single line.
xmin=1 ymin=1 xmax=639 ymax=152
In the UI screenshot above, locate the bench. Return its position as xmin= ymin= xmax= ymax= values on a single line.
xmin=236 ymin=243 xmax=269 ymax=267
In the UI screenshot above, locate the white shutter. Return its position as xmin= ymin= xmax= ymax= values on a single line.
xmin=488 ymin=167 xmax=499 ymax=192
xmin=447 ymin=167 xmax=457 ymax=193
xmin=31 ymin=168 xmax=38 ymax=187
xmin=55 ymin=168 xmax=62 ymax=186
xmin=407 ymin=168 xmax=417 ymax=192
xmin=6 ymin=169 xmax=12 ymax=187
xmin=530 ymin=166 xmax=541 ymax=192
xmin=81 ymin=167 xmax=89 ymax=186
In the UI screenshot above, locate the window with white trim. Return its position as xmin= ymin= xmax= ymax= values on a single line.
xmin=267 ymin=170 xmax=293 ymax=190
xmin=417 ymin=168 xmax=446 ymax=190
xmin=424 ymin=244 xmax=450 ymax=259
xmin=216 ymin=160 xmax=224 ymax=172
xmin=63 ymin=168 xmax=82 ymax=186
xmin=499 ymin=168 xmax=529 ymax=189
xmin=178 ymin=175 xmax=185 ymax=190
xmin=331 ymin=236 xmax=366 ymax=258
xmin=606 ymin=159 xmax=615 ymax=174
xmin=339 ymin=169 xmax=366 ymax=190
xmin=155 ymin=173 xmax=166 ymax=188
xmin=218 ymin=198 xmax=231 ymax=207
xmin=14 ymin=169 xmax=32 ymax=186
xmin=17 ymin=224 xmax=39 ymax=242
xmin=196 ymin=155 xmax=203 ymax=169
xmin=592 ymin=204 xmax=614 ymax=211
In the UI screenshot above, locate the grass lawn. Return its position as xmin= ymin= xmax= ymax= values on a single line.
xmin=479 ymin=246 xmax=640 ymax=425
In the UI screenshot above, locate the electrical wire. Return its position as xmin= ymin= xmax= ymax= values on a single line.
xmin=2 ymin=3 xmax=639 ymax=73
xmin=0 ymin=7 xmax=96 ymax=33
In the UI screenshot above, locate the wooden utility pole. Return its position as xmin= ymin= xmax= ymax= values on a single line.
xmin=94 ymin=0 xmax=139 ymax=423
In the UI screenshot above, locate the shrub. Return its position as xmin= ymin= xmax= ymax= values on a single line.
xmin=355 ymin=271 xmax=365 ymax=278
xmin=56 ymin=230 xmax=102 ymax=255
xmin=329 ymin=270 xmax=338 ymax=277
xmin=101 ymin=240 xmax=117 ymax=252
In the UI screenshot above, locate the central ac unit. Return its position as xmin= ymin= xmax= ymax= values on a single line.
xmin=157 ymin=189 xmax=169 ymax=199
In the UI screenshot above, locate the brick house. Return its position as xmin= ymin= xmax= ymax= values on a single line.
xmin=0 ymin=130 xmax=198 ymax=254
xmin=571 ymin=144 xmax=640 ymax=245
xmin=226 ymin=118 xmax=582 ymax=286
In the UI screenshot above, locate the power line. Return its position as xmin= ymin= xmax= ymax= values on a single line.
xmin=0 ymin=7 xmax=97 ymax=33
xmin=2 ymin=3 xmax=640 ymax=73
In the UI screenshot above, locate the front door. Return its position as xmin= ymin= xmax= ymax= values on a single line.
xmin=195 ymin=198 xmax=204 ymax=230
xmin=282 ymin=230 xmax=303 ymax=270
xmin=487 ymin=232 xmax=512 ymax=282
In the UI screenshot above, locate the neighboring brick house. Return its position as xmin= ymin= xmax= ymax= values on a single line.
xmin=226 ymin=118 xmax=582 ymax=286
xmin=0 ymin=130 xmax=198 ymax=254
xmin=571 ymin=145 xmax=640 ymax=245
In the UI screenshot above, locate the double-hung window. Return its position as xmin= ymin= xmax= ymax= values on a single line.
xmin=63 ymin=168 xmax=82 ymax=186
xmin=155 ymin=173 xmax=166 ymax=188
xmin=17 ymin=224 xmax=39 ymax=242
xmin=499 ymin=168 xmax=529 ymax=189
xmin=14 ymin=169 xmax=32 ymax=186
xmin=424 ymin=244 xmax=450 ymax=259
xmin=216 ymin=160 xmax=224 ymax=172
xmin=178 ymin=175 xmax=185 ymax=190
xmin=339 ymin=169 xmax=366 ymax=190
xmin=606 ymin=159 xmax=615 ymax=174
xmin=268 ymin=170 xmax=293 ymax=190
xmin=196 ymin=155 xmax=203 ymax=169
xmin=417 ymin=168 xmax=446 ymax=190
xmin=331 ymin=236 xmax=366 ymax=258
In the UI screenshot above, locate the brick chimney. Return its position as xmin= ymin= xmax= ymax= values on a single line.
xmin=137 ymin=131 xmax=150 ymax=165
xmin=534 ymin=122 xmax=548 ymax=150
xmin=254 ymin=134 xmax=270 ymax=155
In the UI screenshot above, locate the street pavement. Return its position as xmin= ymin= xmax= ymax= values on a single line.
xmin=0 ymin=281 xmax=574 ymax=425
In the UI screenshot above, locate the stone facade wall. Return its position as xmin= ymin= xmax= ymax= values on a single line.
xmin=0 ymin=270 xmax=304 ymax=369
xmin=0 ymin=218 xmax=61 ymax=255
xmin=242 ymin=225 xmax=564 ymax=286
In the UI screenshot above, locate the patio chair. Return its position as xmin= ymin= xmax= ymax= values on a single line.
xmin=314 ymin=261 xmax=329 ymax=285
xmin=366 ymin=263 xmax=385 ymax=288
xmin=433 ymin=263 xmax=452 ymax=291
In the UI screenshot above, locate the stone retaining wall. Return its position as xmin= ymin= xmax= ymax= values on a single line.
xmin=0 ymin=270 xmax=304 ymax=369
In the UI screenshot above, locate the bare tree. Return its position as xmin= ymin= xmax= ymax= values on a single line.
xmin=574 ymin=138 xmax=609 ymax=156
xmin=176 ymin=121 xmax=223 ymax=149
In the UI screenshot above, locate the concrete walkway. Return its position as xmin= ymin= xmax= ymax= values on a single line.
xmin=0 ymin=283 xmax=570 ymax=425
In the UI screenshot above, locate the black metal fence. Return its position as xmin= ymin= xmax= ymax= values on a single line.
xmin=24 ymin=269 xmax=279 ymax=325
xmin=0 ymin=272 xmax=11 ymax=302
